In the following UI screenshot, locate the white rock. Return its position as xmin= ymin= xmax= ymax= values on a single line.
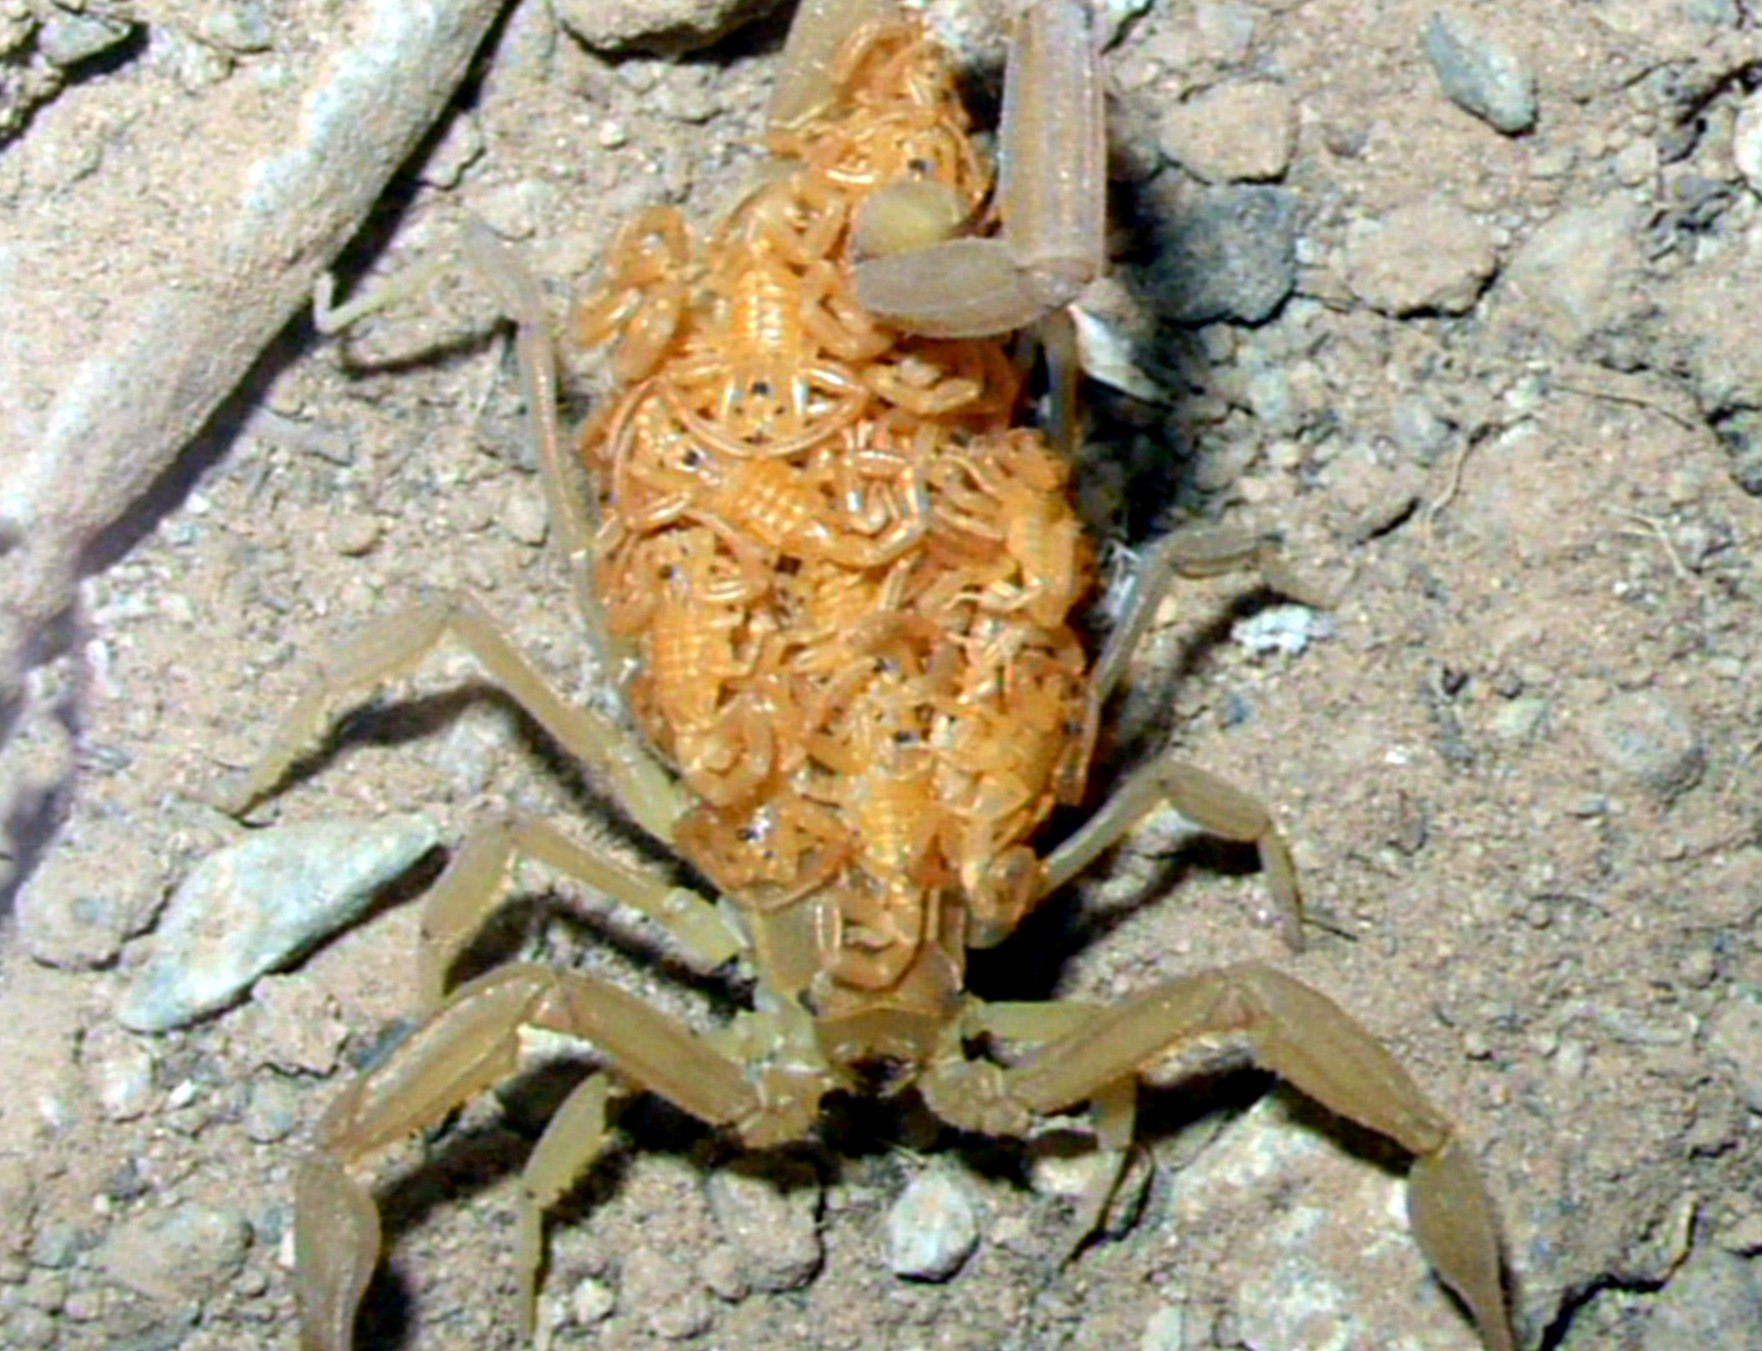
xmin=119 ymin=815 xmax=439 ymax=1032
xmin=1732 ymin=92 xmax=1762 ymax=194
xmin=888 ymin=1164 xmax=981 ymax=1281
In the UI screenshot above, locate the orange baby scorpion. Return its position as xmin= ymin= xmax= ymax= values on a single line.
xmin=233 ymin=3 xmax=1515 ymax=1348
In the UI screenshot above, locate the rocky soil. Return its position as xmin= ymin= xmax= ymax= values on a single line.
xmin=4 ymin=1 xmax=1762 ymax=1349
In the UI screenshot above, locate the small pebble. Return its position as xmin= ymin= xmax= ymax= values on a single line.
xmin=329 ymin=514 xmax=381 ymax=557
xmin=199 ymin=2 xmax=274 ymax=55
xmin=621 ymin=1247 xmax=714 ymax=1340
xmin=1732 ymin=91 xmax=1762 ymax=194
xmin=1231 ymin=604 xmax=1333 ymax=657
xmin=79 ymin=1022 xmax=156 ymax=1121
xmin=242 ymin=1074 xmax=303 ymax=1144
xmin=16 ymin=815 xmax=161 ymax=970
xmin=502 ymin=481 xmax=549 ymax=547
xmin=887 ymin=1164 xmax=981 ymax=1282
xmin=1158 ymin=82 xmax=1297 ymax=183
xmin=1391 ymin=395 xmax=1454 ymax=462
xmin=1344 ymin=201 xmax=1497 ymax=316
xmin=1488 ymin=696 xmax=1549 ymax=743
xmin=119 ymin=815 xmax=440 ymax=1032
xmin=1421 ymin=8 xmax=1537 ymax=134
xmin=240 ymin=973 xmax=348 ymax=1075
xmin=703 ymin=1158 xmax=823 ymax=1293
xmin=1142 ymin=1303 xmax=1189 ymax=1351
xmin=569 ymin=1274 xmax=616 ymax=1325
xmin=1149 ymin=185 xmax=1298 ymax=324
xmin=1497 ymin=198 xmax=1639 ymax=346
xmin=1705 ymin=998 xmax=1762 ymax=1114
xmin=1586 ymin=691 xmax=1704 ymax=801
xmin=554 ymin=0 xmax=768 ymax=52
xmin=37 ymin=12 xmax=135 ymax=68
xmin=95 ymin=1203 xmax=251 ymax=1304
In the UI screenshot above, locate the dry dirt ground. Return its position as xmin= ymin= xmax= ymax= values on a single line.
xmin=4 ymin=1 xmax=1762 ymax=1349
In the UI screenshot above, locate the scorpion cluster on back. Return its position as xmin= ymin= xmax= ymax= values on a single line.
xmin=231 ymin=3 xmax=1516 ymax=1349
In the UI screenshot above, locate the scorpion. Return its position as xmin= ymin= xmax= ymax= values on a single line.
xmin=234 ymin=2 xmax=1514 ymax=1348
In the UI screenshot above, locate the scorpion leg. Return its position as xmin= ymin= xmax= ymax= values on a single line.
xmin=1035 ymin=527 xmax=1328 ymax=947
xmin=230 ymin=592 xmax=686 ymax=848
xmin=852 ymin=0 xmax=1105 ymax=339
xmin=1000 ymin=964 xmax=1514 ymax=1351
xmin=296 ymin=962 xmax=778 ymax=1351
xmin=1091 ymin=527 xmax=1325 ymax=712
xmin=1041 ymin=750 xmax=1302 ymax=948
xmin=416 ymin=810 xmax=739 ymax=1008
xmin=315 ymin=222 xmax=627 ymax=689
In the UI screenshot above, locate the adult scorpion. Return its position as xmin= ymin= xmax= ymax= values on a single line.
xmin=235 ymin=3 xmax=1514 ymax=1347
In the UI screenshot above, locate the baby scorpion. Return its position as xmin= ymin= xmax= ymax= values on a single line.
xmin=235 ymin=3 xmax=1515 ymax=1348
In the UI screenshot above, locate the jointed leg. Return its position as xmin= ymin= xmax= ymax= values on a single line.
xmin=1041 ymin=753 xmax=1302 ymax=948
xmin=230 ymin=592 xmax=685 ymax=846
xmin=514 ymin=1071 xmax=618 ymax=1337
xmin=1002 ymin=964 xmax=1513 ymax=1351
xmin=295 ymin=963 xmax=776 ymax=1351
xmin=1047 ymin=526 xmax=1324 ymax=947
xmin=1090 ymin=526 xmax=1324 ymax=712
xmin=417 ymin=810 xmax=739 ymax=1008
xmin=923 ymin=998 xmax=1136 ymax=1257
xmin=315 ymin=220 xmax=623 ymax=694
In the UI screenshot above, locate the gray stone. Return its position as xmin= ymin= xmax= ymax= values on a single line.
xmin=241 ymin=1075 xmax=303 ymax=1144
xmin=1705 ymin=998 xmax=1762 ymax=1114
xmin=198 ymin=2 xmax=275 ymax=55
xmin=1734 ymin=92 xmax=1762 ymax=193
xmin=888 ymin=1164 xmax=981 ymax=1281
xmin=17 ymin=812 xmax=162 ymax=970
xmin=119 ymin=815 xmax=440 ymax=1032
xmin=704 ymin=1158 xmax=822 ymax=1293
xmin=1159 ymin=82 xmax=1297 ymax=183
xmin=555 ymin=0 xmax=775 ymax=53
xmin=621 ymin=1246 xmax=714 ymax=1340
xmin=1656 ymin=238 xmax=1762 ymax=413
xmin=569 ymin=1274 xmax=617 ymax=1325
xmin=1586 ymin=692 xmax=1704 ymax=801
xmin=1497 ymin=198 xmax=1640 ymax=347
xmin=1150 ymin=186 xmax=1298 ymax=325
xmin=1422 ymin=9 xmax=1537 ymax=134
xmin=1721 ymin=411 xmax=1762 ymax=498
xmin=1682 ymin=0 xmax=1740 ymax=23
xmin=95 ymin=1203 xmax=251 ymax=1304
xmin=37 ymin=12 xmax=135 ymax=68
xmin=1641 ymin=1247 xmax=1762 ymax=1351
xmin=1344 ymin=201 xmax=1497 ymax=316
xmin=79 ymin=1021 xmax=156 ymax=1121
xmin=0 ymin=1155 xmax=37 ymax=1270
xmin=1142 ymin=1303 xmax=1190 ymax=1351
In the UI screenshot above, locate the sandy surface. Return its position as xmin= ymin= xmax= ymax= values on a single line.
xmin=4 ymin=2 xmax=1762 ymax=1349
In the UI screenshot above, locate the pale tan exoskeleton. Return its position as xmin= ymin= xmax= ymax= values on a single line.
xmin=237 ymin=3 xmax=1515 ymax=1348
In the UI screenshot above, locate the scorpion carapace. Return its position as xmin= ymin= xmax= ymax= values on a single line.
xmin=581 ymin=11 xmax=1095 ymax=1068
xmin=233 ymin=4 xmax=1516 ymax=1349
